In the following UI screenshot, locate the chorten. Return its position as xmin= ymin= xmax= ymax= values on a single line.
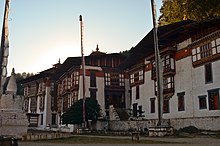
xmin=0 ymin=68 xmax=28 ymax=138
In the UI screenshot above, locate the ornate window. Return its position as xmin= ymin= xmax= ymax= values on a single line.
xmin=192 ymin=38 xmax=220 ymax=63
xmin=67 ymin=91 xmax=78 ymax=108
xmin=24 ymin=86 xmax=29 ymax=96
xmin=30 ymin=97 xmax=37 ymax=113
xmin=130 ymin=70 xmax=144 ymax=85
xmin=29 ymin=84 xmax=37 ymax=96
xmin=163 ymin=76 xmax=174 ymax=91
xmin=152 ymin=54 xmax=175 ymax=78
xmin=110 ymin=73 xmax=119 ymax=86
xmin=67 ymin=76 xmax=71 ymax=89
xmin=39 ymin=96 xmax=44 ymax=111
xmin=155 ymin=76 xmax=174 ymax=94
xmin=62 ymin=78 xmax=67 ymax=91
xmin=162 ymin=54 xmax=175 ymax=72
xmin=105 ymin=73 xmax=110 ymax=86
xmin=24 ymin=99 xmax=29 ymax=112
xmin=58 ymin=84 xmax=62 ymax=95
xmin=51 ymin=95 xmax=57 ymax=110
xmin=71 ymin=71 xmax=79 ymax=86
xmin=119 ymin=74 xmax=125 ymax=86
xmin=38 ymin=82 xmax=45 ymax=94
xmin=105 ymin=73 xmax=124 ymax=87
xmin=50 ymin=82 xmax=55 ymax=91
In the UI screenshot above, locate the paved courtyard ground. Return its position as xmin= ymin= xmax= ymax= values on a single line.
xmin=18 ymin=135 xmax=220 ymax=146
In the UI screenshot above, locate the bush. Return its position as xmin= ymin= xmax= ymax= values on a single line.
xmin=178 ymin=126 xmax=199 ymax=134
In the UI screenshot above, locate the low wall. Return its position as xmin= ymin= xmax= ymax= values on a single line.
xmin=170 ymin=116 xmax=220 ymax=131
xmin=22 ymin=132 xmax=71 ymax=141
xmin=108 ymin=116 xmax=220 ymax=131
xmin=109 ymin=119 xmax=169 ymax=132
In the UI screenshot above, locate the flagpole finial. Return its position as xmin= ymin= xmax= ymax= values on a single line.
xmin=79 ymin=15 xmax=82 ymax=21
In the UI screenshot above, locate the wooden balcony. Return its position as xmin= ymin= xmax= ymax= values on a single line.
xmin=152 ymin=67 xmax=175 ymax=80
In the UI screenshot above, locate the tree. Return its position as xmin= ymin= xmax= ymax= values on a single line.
xmin=61 ymin=98 xmax=101 ymax=125
xmin=158 ymin=0 xmax=220 ymax=26
xmin=15 ymin=72 xmax=34 ymax=95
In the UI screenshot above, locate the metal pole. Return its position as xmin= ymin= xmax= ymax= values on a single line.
xmin=79 ymin=15 xmax=86 ymax=128
xmin=150 ymin=0 xmax=163 ymax=126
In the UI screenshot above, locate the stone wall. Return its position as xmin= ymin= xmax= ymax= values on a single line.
xmin=0 ymin=110 xmax=28 ymax=138
xmin=170 ymin=116 xmax=220 ymax=131
xmin=108 ymin=119 xmax=169 ymax=132
xmin=22 ymin=132 xmax=71 ymax=141
xmin=108 ymin=116 xmax=220 ymax=131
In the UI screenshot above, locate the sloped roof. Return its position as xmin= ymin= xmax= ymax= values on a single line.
xmin=19 ymin=67 xmax=56 ymax=84
xmin=52 ymin=52 xmax=126 ymax=81
xmin=119 ymin=18 xmax=220 ymax=70
xmin=52 ymin=57 xmax=82 ymax=81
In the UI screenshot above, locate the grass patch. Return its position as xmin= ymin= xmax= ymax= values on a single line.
xmin=34 ymin=136 xmax=170 ymax=144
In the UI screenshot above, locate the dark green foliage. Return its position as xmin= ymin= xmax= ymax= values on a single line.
xmin=159 ymin=0 xmax=220 ymax=26
xmin=15 ymin=72 xmax=34 ymax=95
xmin=61 ymin=98 xmax=101 ymax=125
xmin=2 ymin=72 xmax=34 ymax=95
xmin=120 ymin=49 xmax=131 ymax=57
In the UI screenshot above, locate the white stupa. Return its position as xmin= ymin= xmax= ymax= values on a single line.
xmin=0 ymin=68 xmax=28 ymax=138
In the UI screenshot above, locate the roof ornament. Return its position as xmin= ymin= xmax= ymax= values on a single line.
xmin=96 ymin=44 xmax=99 ymax=52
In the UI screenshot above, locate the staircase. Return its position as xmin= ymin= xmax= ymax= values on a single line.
xmin=109 ymin=105 xmax=120 ymax=120
xmin=116 ymin=108 xmax=130 ymax=121
xmin=109 ymin=105 xmax=130 ymax=121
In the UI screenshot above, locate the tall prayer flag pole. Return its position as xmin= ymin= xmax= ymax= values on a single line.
xmin=150 ymin=0 xmax=163 ymax=126
xmin=79 ymin=15 xmax=86 ymax=128
xmin=0 ymin=0 xmax=10 ymax=94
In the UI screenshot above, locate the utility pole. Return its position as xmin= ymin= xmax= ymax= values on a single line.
xmin=150 ymin=0 xmax=163 ymax=126
xmin=79 ymin=15 xmax=86 ymax=128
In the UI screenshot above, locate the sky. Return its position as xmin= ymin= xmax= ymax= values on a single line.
xmin=0 ymin=0 xmax=162 ymax=74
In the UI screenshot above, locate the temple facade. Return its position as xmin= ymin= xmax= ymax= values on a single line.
xmin=21 ymin=45 xmax=130 ymax=130
xmin=122 ymin=18 xmax=220 ymax=130
xmin=21 ymin=18 xmax=220 ymax=131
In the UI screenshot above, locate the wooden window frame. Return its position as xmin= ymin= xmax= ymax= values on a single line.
xmin=205 ymin=63 xmax=213 ymax=84
xmin=119 ymin=74 xmax=125 ymax=86
xmin=198 ymin=95 xmax=207 ymax=109
xmin=163 ymin=98 xmax=170 ymax=113
xmin=177 ymin=92 xmax=185 ymax=111
xmin=105 ymin=73 xmax=111 ymax=86
xmin=51 ymin=113 xmax=56 ymax=125
xmin=90 ymin=71 xmax=97 ymax=87
xmin=208 ymin=88 xmax=220 ymax=110
xmin=192 ymin=38 xmax=220 ymax=64
xmin=136 ymin=86 xmax=140 ymax=100
xmin=150 ymin=98 xmax=155 ymax=113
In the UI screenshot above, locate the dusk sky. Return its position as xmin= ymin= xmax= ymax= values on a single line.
xmin=0 ymin=0 xmax=162 ymax=74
